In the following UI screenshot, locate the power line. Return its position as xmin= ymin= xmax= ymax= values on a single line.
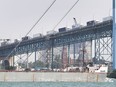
xmin=26 ymin=0 xmax=56 ymax=36
xmin=5 ymin=0 xmax=57 ymax=59
xmin=53 ymin=0 xmax=80 ymax=30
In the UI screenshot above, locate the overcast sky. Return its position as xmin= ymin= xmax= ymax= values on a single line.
xmin=0 ymin=0 xmax=112 ymax=41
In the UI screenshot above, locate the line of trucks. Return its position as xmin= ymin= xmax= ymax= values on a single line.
xmin=20 ymin=16 xmax=113 ymax=41
xmin=0 ymin=16 xmax=112 ymax=47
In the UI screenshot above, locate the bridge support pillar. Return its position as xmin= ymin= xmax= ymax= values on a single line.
xmin=73 ymin=43 xmax=76 ymax=66
xmin=26 ymin=52 xmax=29 ymax=68
xmin=68 ymin=44 xmax=70 ymax=65
xmin=61 ymin=45 xmax=64 ymax=68
xmin=9 ymin=56 xmax=15 ymax=66
xmin=34 ymin=50 xmax=37 ymax=68
xmin=82 ymin=42 xmax=85 ymax=67
xmin=51 ymin=43 xmax=54 ymax=70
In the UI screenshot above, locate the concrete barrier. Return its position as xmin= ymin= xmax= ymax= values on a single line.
xmin=0 ymin=72 xmax=107 ymax=82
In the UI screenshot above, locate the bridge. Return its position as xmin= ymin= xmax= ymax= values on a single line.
xmin=0 ymin=19 xmax=112 ymax=69
xmin=1 ymin=0 xmax=116 ymax=70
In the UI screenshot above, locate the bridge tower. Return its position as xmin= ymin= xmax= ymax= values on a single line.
xmin=113 ymin=0 xmax=116 ymax=69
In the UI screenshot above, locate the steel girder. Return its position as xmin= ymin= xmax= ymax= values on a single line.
xmin=53 ymin=21 xmax=112 ymax=47
xmin=0 ymin=20 xmax=112 ymax=58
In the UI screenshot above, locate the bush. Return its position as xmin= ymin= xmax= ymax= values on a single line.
xmin=5 ymin=66 xmax=16 ymax=71
xmin=24 ymin=68 xmax=31 ymax=72
xmin=107 ymin=70 xmax=116 ymax=78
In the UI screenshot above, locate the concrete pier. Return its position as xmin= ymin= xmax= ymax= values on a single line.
xmin=0 ymin=72 xmax=107 ymax=82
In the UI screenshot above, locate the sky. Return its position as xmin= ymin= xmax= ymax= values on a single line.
xmin=0 ymin=0 xmax=112 ymax=42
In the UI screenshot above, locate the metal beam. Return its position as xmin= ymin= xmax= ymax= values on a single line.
xmin=113 ymin=0 xmax=116 ymax=69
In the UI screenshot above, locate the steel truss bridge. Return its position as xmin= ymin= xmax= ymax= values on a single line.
xmin=0 ymin=20 xmax=112 ymax=68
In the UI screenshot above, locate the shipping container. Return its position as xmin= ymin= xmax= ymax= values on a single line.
xmin=59 ymin=27 xmax=70 ymax=32
xmin=59 ymin=27 xmax=66 ymax=32
xmin=33 ymin=33 xmax=43 ymax=38
xmin=1 ymin=41 xmax=7 ymax=46
xmin=22 ymin=36 xmax=30 ymax=41
xmin=47 ymin=30 xmax=57 ymax=35
xmin=87 ymin=20 xmax=98 ymax=26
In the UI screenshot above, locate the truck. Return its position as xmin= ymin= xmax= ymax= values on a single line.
xmin=1 ymin=41 xmax=8 ymax=46
xmin=87 ymin=20 xmax=98 ymax=26
xmin=47 ymin=30 xmax=57 ymax=35
xmin=33 ymin=33 xmax=43 ymax=38
xmin=22 ymin=36 xmax=30 ymax=41
xmin=58 ymin=27 xmax=70 ymax=32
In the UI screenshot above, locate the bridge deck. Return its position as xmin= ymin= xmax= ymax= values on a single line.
xmin=0 ymin=20 xmax=112 ymax=57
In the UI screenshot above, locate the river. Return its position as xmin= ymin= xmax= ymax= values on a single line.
xmin=0 ymin=80 xmax=116 ymax=87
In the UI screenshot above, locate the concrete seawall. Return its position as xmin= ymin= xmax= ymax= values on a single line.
xmin=0 ymin=72 xmax=107 ymax=82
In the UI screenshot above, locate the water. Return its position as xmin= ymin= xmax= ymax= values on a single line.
xmin=0 ymin=80 xmax=116 ymax=87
